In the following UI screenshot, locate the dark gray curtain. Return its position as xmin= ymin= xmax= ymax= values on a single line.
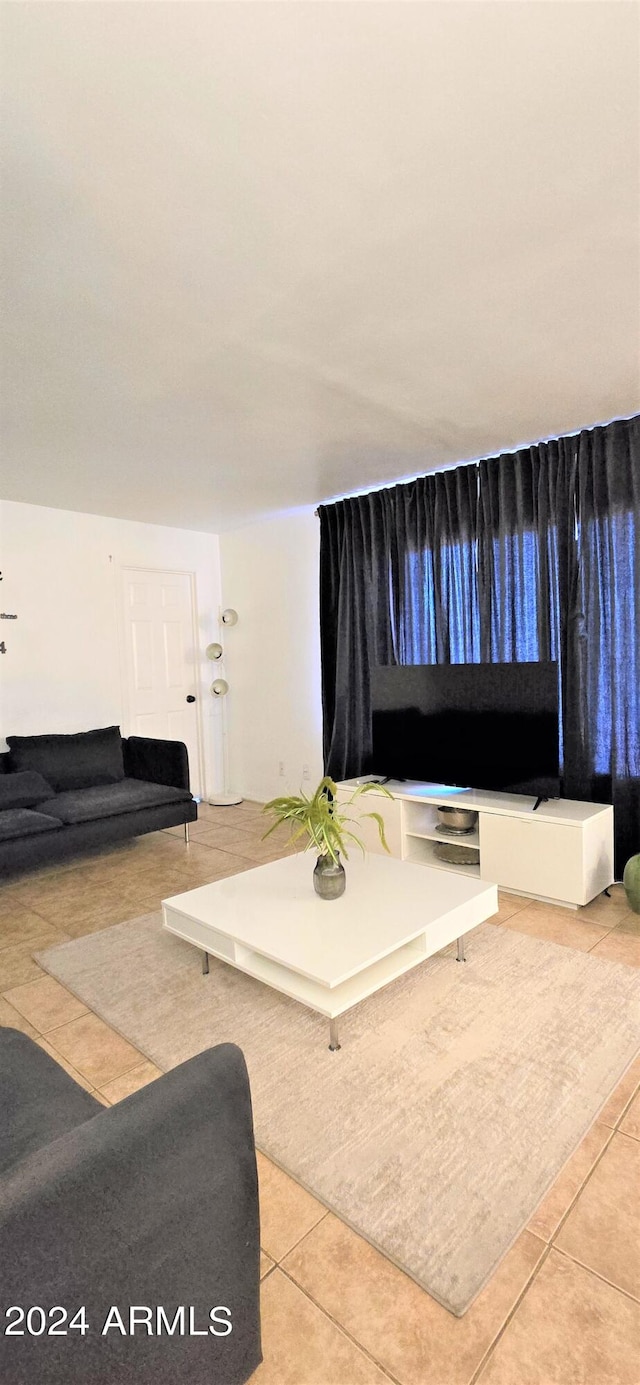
xmin=319 ymin=416 xmax=640 ymax=873
xmin=319 ymin=491 xmax=397 ymax=781
xmin=477 ymin=441 xmax=573 ymax=664
xmin=319 ymin=467 xmax=480 ymax=777
xmin=568 ymin=421 xmax=640 ymax=871
xmin=477 ymin=441 xmax=575 ymax=779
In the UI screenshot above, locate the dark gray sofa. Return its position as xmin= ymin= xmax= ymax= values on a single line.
xmin=0 ymin=1028 xmax=262 ymax=1384
xmin=0 ymin=726 xmax=198 ymax=876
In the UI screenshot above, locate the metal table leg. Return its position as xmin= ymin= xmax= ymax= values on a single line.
xmin=202 ymin=950 xmax=209 ymax=975
xmin=328 ymin=1018 xmax=341 ymax=1052
xmin=456 ymin=936 xmax=466 ymax=963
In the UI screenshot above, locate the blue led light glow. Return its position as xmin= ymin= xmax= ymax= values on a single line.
xmin=411 ymin=784 xmax=471 ymax=796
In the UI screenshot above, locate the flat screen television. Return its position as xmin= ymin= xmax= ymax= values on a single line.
xmin=368 ymin=662 xmax=560 ymax=796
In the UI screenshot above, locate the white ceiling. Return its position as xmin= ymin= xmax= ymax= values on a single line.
xmin=1 ymin=2 xmax=638 ymax=533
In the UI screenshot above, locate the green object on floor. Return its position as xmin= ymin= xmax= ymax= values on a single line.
xmin=623 ymin=853 xmax=640 ymax=913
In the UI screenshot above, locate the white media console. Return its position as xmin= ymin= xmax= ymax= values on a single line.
xmin=336 ymin=780 xmax=615 ymax=909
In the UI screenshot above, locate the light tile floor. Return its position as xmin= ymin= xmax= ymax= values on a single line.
xmin=1 ymin=800 xmax=639 ymax=1383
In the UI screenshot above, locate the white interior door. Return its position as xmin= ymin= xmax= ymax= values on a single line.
xmin=121 ymin=567 xmax=204 ymax=797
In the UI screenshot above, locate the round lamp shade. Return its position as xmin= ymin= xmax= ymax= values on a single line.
xmin=205 ymin=642 xmax=223 ymax=660
xmin=221 ymin=608 xmax=238 ymax=626
xmin=210 ymin=678 xmax=229 ymax=697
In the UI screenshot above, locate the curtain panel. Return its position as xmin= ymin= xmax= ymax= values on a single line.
xmin=319 ymin=416 xmax=640 ymax=874
xmin=319 ymin=467 xmax=480 ymax=778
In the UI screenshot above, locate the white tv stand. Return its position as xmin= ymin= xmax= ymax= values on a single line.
xmin=337 ymin=780 xmax=614 ymax=910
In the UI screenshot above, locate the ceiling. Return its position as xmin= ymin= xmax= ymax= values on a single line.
xmin=1 ymin=2 xmax=638 ymax=533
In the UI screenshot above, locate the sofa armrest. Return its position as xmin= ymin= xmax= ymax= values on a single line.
xmin=0 ymin=1028 xmax=103 ymax=1173
xmin=0 ymin=1043 xmax=262 ymax=1385
xmin=123 ymin=735 xmax=191 ymax=792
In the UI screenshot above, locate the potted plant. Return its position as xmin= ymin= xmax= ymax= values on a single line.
xmin=262 ymin=776 xmax=393 ymax=899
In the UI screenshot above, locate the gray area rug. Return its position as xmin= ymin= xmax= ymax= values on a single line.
xmin=37 ymin=915 xmax=640 ymax=1315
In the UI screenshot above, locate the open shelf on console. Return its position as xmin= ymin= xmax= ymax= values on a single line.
xmin=403 ymin=799 xmax=480 ymax=871
xmin=406 ymin=826 xmax=480 ymax=849
xmin=404 ymin=835 xmax=481 ymax=878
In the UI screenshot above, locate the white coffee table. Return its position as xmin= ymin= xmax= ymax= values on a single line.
xmin=162 ymin=853 xmax=498 ymax=1050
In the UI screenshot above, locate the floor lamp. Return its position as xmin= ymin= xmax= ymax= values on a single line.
xmin=206 ymin=609 xmax=243 ymax=807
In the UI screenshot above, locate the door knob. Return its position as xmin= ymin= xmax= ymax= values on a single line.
xmin=186 ymin=695 xmax=196 ymax=703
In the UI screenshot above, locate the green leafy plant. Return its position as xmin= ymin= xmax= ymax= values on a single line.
xmin=262 ymin=776 xmax=393 ymax=864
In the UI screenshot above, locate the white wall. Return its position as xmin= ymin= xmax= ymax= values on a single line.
xmin=219 ymin=509 xmax=323 ymax=804
xmin=0 ymin=500 xmax=222 ymax=798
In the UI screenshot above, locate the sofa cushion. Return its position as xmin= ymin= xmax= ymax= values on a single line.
xmin=40 ymin=777 xmax=192 ymax=825
xmin=0 ymin=808 xmax=63 ymax=842
xmin=7 ymin=727 xmax=125 ymax=792
xmin=0 ymin=770 xmax=53 ymax=809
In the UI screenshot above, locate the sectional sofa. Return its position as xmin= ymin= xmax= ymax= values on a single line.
xmin=0 ymin=726 xmax=197 ymax=876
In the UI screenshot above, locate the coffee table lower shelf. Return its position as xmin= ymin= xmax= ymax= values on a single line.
xmin=162 ymin=904 xmax=470 ymax=1051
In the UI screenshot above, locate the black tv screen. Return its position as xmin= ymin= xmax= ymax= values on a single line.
xmin=369 ymin=662 xmax=559 ymax=795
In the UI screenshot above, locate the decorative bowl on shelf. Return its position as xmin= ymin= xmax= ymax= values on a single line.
xmin=435 ymin=823 xmax=478 ymax=839
xmin=433 ymin=841 xmax=479 ymax=866
xmin=437 ymin=806 xmax=478 ymax=835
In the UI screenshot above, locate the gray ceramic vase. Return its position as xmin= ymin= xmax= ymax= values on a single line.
xmin=623 ymin=853 xmax=640 ymax=914
xmin=313 ymin=853 xmax=346 ymax=900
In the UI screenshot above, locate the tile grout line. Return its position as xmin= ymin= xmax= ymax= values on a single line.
xmin=609 ymin=1085 xmax=640 ymax=1130
xmin=0 ymin=920 xmax=67 ymax=953
xmin=14 ymin=956 xmax=167 ymax=1081
xmin=540 ymin=1111 xmax=638 ymax=1259
xmin=32 ymin=1042 xmax=95 ymax=1093
xmin=472 ymin=1115 xmax=636 ymax=1384
xmin=29 ymin=1012 xmax=92 ymax=1037
xmin=42 ymin=1023 xmax=153 ymax=1088
xmin=279 ymin=1237 xmax=561 ymax=1385
xmin=550 ymin=1245 xmax=640 ymax=1305
xmin=543 ymin=1123 xmax=617 ymax=1247
xmin=585 ymin=920 xmax=639 ymax=954
xmin=276 ymin=1262 xmax=404 ymax=1385
xmin=4 ymin=993 xmax=93 ymax=1036
xmin=587 ymin=1055 xmax=640 ymax=1139
xmin=96 ymin=1060 xmax=157 ymax=1095
xmin=50 ymin=1047 xmax=153 ymax=1087
xmin=468 ymin=1241 xmax=554 ymax=1385
xmin=264 ymin=1208 xmax=331 ymax=1269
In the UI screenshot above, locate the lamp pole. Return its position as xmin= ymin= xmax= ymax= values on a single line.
xmin=206 ymin=611 xmax=243 ymax=807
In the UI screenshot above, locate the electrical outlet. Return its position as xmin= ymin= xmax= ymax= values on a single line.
xmin=302 ymin=764 xmax=310 ymax=780
xmin=278 ymin=760 xmax=285 ymax=777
